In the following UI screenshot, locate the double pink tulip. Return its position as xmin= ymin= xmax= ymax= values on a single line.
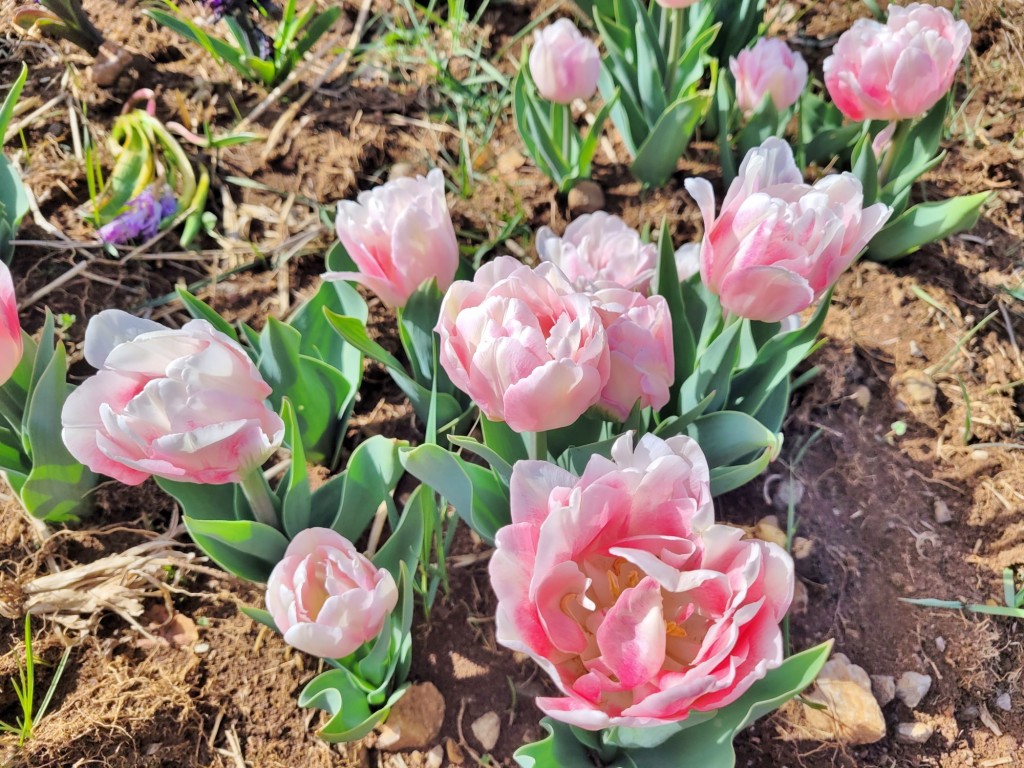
xmin=591 ymin=288 xmax=673 ymax=422
xmin=490 ymin=433 xmax=794 ymax=729
xmin=730 ymin=38 xmax=808 ymax=115
xmin=824 ymin=3 xmax=971 ymax=122
xmin=61 ymin=310 xmax=284 ymax=486
xmin=536 ymin=213 xmax=658 ymax=293
xmin=436 ymin=257 xmax=610 ymax=433
xmin=0 ymin=262 xmax=22 ymax=386
xmin=685 ymin=138 xmax=891 ymax=323
xmin=324 ymin=169 xmax=460 ymax=309
xmin=266 ymin=528 xmax=398 ymax=659
xmin=528 ymin=19 xmax=601 ymax=105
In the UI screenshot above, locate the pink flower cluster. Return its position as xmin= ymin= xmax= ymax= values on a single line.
xmin=730 ymin=38 xmax=808 ymax=115
xmin=824 ymin=3 xmax=971 ymax=122
xmin=490 ymin=433 xmax=793 ymax=729
xmin=435 ymin=213 xmax=674 ymax=430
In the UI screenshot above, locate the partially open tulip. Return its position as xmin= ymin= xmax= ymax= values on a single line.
xmin=653 ymin=0 xmax=700 ymax=8
xmin=0 ymin=262 xmax=22 ymax=387
xmin=730 ymin=38 xmax=808 ymax=115
xmin=536 ymin=212 xmax=658 ymax=293
xmin=823 ymin=3 xmax=971 ymax=122
xmin=490 ymin=433 xmax=794 ymax=729
xmin=528 ymin=19 xmax=600 ymax=104
xmin=684 ymin=138 xmax=891 ymax=322
xmin=267 ymin=528 xmax=398 ymax=659
xmin=591 ymin=288 xmax=673 ymax=421
xmin=436 ymin=256 xmax=609 ymax=433
xmin=323 ymin=168 xmax=459 ymax=309
xmin=62 ymin=310 xmax=284 ymax=486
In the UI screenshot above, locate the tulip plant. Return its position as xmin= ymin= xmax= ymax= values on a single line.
xmin=822 ymin=3 xmax=987 ymax=261
xmin=13 ymin=0 xmax=105 ymax=56
xmin=513 ymin=19 xmax=617 ymax=193
xmin=146 ymin=0 xmax=341 ymax=88
xmin=87 ymin=91 xmax=209 ymax=248
xmin=0 ymin=65 xmax=29 ymax=265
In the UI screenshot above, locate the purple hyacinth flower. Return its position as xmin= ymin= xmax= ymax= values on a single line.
xmin=99 ymin=185 xmax=177 ymax=245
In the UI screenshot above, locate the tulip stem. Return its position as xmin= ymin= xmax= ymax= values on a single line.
xmin=527 ymin=430 xmax=547 ymax=462
xmin=665 ymin=8 xmax=684 ymax=96
xmin=878 ymin=118 xmax=913 ymax=188
xmin=239 ymin=468 xmax=280 ymax=529
xmin=560 ymin=103 xmax=572 ymax=166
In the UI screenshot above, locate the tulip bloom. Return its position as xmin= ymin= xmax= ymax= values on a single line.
xmin=536 ymin=212 xmax=658 ymax=293
xmin=528 ymin=19 xmax=600 ymax=104
xmin=267 ymin=528 xmax=398 ymax=659
xmin=684 ymin=138 xmax=890 ymax=323
xmin=323 ymin=168 xmax=459 ymax=309
xmin=823 ymin=3 xmax=971 ymax=122
xmin=730 ymin=38 xmax=808 ymax=115
xmin=490 ymin=433 xmax=794 ymax=729
xmin=653 ymin=0 xmax=700 ymax=7
xmin=436 ymin=256 xmax=609 ymax=433
xmin=591 ymin=288 xmax=673 ymax=421
xmin=61 ymin=310 xmax=284 ymax=486
xmin=0 ymin=262 xmax=22 ymax=387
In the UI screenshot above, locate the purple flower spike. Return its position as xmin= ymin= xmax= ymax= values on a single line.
xmin=99 ymin=185 xmax=177 ymax=245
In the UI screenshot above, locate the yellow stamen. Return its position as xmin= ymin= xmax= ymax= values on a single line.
xmin=560 ymin=593 xmax=578 ymax=615
xmin=665 ymin=621 xmax=688 ymax=638
xmin=607 ymin=570 xmax=622 ymax=600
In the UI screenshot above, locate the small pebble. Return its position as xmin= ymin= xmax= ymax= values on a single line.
xmin=425 ymin=745 xmax=444 ymax=768
xmin=935 ymin=636 xmax=946 ymax=653
xmin=971 ymin=449 xmax=990 ymax=461
xmin=194 ymin=642 xmax=210 ymax=654
xmin=471 ymin=711 xmax=501 ymax=752
xmin=567 ymin=180 xmax=605 ymax=216
xmin=909 ymin=340 xmax=924 ymax=358
xmin=933 ymin=500 xmax=953 ymax=525
xmin=995 ymin=692 xmax=1012 ymax=712
xmin=390 ymin=163 xmax=416 ymax=180
xmin=896 ymin=672 xmax=932 ymax=709
xmin=792 ymin=537 xmax=814 ymax=560
xmin=851 ymin=384 xmax=872 ymax=410
xmin=897 ymin=721 xmax=934 ymax=744
xmin=961 ymin=704 xmax=980 ymax=721
xmin=871 ymin=675 xmax=896 ymax=707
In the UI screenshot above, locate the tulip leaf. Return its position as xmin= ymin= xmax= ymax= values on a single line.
xmin=447 ymin=435 xmax=514 ymax=486
xmin=653 ymin=220 xmax=694 ymax=397
xmin=279 ymin=398 xmax=314 ymax=538
xmin=175 ymin=286 xmax=241 ymax=343
xmin=299 ymin=666 xmax=399 ymax=742
xmin=480 ymin=415 xmax=528 ymax=466
xmin=400 ymin=443 xmax=509 ymax=543
xmin=684 ymin=410 xmax=782 ymax=496
xmin=514 ymin=717 xmax=595 ymax=768
xmin=328 ymin=436 xmax=405 ymax=541
xmin=727 ymin=292 xmax=830 ymax=417
xmin=677 ymin=319 xmax=741 ymax=416
xmin=850 ymin=132 xmax=878 ymax=206
xmin=397 ymin=279 xmax=447 ymax=389
xmin=372 ymin=484 xmax=427 ymax=583
xmin=324 ymin=309 xmax=465 ymax=428
xmin=238 ymin=604 xmax=279 ymax=633
xmin=751 ymin=377 xmax=790 ymax=433
xmin=183 ymin=516 xmax=290 ymax=583
xmin=635 ymin=18 xmax=666 ymax=125
xmin=19 ymin=339 xmax=97 ymax=522
xmin=630 ymin=90 xmax=710 ymax=187
xmin=619 ymin=641 xmax=833 ymax=767
xmin=0 ymin=64 xmax=29 ymax=245
xmin=866 ymin=192 xmax=990 ymax=262
xmin=679 ymin=274 xmax=723 ymax=356
xmin=287 ymin=271 xmax=367 ymax=371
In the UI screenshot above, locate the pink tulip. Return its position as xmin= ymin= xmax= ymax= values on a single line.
xmin=528 ymin=19 xmax=600 ymax=104
xmin=490 ymin=432 xmax=794 ymax=729
xmin=591 ymin=288 xmax=673 ymax=421
xmin=0 ymin=262 xmax=22 ymax=386
xmin=323 ymin=169 xmax=460 ymax=309
xmin=61 ymin=310 xmax=284 ymax=486
xmin=654 ymin=0 xmax=700 ymax=8
xmin=823 ymin=3 xmax=971 ymax=122
xmin=684 ymin=138 xmax=891 ymax=322
xmin=267 ymin=528 xmax=398 ymax=659
xmin=435 ymin=256 xmax=609 ymax=433
xmin=730 ymin=38 xmax=808 ymax=115
xmin=536 ymin=212 xmax=658 ymax=293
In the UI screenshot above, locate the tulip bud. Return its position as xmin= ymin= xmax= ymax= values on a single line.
xmin=267 ymin=528 xmax=398 ymax=659
xmin=323 ymin=168 xmax=459 ymax=309
xmin=528 ymin=19 xmax=600 ymax=104
xmin=730 ymin=38 xmax=808 ymax=114
xmin=0 ymin=262 xmax=23 ymax=387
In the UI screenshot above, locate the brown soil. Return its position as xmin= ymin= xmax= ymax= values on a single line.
xmin=2 ymin=0 xmax=1023 ymax=765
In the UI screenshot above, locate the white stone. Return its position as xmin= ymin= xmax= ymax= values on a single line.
xmin=780 ymin=654 xmax=886 ymax=745
xmin=897 ymin=722 xmax=934 ymax=744
xmin=471 ymin=711 xmax=501 ymax=752
xmin=995 ymin=692 xmax=1012 ymax=712
xmin=896 ymin=671 xmax=932 ymax=709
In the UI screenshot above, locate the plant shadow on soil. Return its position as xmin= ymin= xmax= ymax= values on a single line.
xmin=2 ymin=0 xmax=1024 ymax=765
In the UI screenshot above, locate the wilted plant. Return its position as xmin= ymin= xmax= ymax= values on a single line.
xmin=146 ymin=0 xmax=342 ymax=88
xmin=13 ymin=0 xmax=105 ymax=55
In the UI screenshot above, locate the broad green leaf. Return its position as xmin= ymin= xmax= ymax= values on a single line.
xmin=372 ymin=485 xmax=427 ymax=582
xmin=867 ymin=192 xmax=990 ymax=262
xmin=653 ymin=220 xmax=694 ymax=399
xmin=630 ymin=91 xmax=710 ymax=187
xmin=514 ymin=717 xmax=594 ymax=768
xmin=0 ymin=64 xmax=29 ymax=236
xmin=677 ymin=319 xmax=741 ymax=415
xmin=447 ymin=435 xmax=514 ymax=486
xmin=175 ymin=286 xmax=241 ymax=342
xmin=279 ymin=398 xmax=313 ymax=538
xmin=334 ymin=436 xmax=405 ymax=541
xmin=397 ymin=279 xmax=444 ymax=387
xmin=238 ymin=604 xmax=279 ymax=632
xmin=480 ymin=415 xmax=528 ymax=466
xmin=184 ymin=516 xmax=289 ymax=583
xmin=299 ymin=667 xmax=408 ymax=742
xmin=686 ymin=410 xmax=781 ymax=469
xmin=850 ymin=132 xmax=878 ymax=206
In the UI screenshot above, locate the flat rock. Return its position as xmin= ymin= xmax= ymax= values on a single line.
xmin=568 ymin=181 xmax=605 ymax=216
xmin=471 ymin=711 xmax=501 ymax=752
xmin=780 ymin=653 xmax=886 ymax=745
xmin=896 ymin=671 xmax=932 ymax=709
xmin=897 ymin=721 xmax=934 ymax=744
xmin=376 ymin=682 xmax=446 ymax=751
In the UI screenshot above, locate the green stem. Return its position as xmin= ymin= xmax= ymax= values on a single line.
xmin=877 ymin=118 xmax=913 ymax=188
xmin=665 ymin=8 xmax=684 ymax=97
xmin=560 ymin=102 xmax=572 ymax=167
xmin=239 ymin=467 xmax=279 ymax=529
xmin=527 ymin=430 xmax=547 ymax=462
